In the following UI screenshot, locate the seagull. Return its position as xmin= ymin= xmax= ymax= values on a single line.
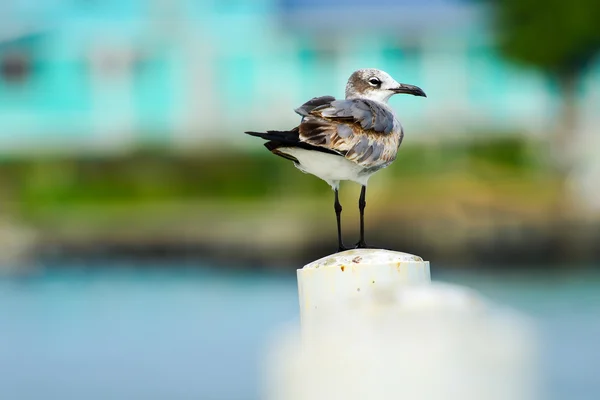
xmin=245 ymin=68 xmax=426 ymax=251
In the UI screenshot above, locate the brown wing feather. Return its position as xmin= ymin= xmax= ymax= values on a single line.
xmin=297 ymin=103 xmax=402 ymax=167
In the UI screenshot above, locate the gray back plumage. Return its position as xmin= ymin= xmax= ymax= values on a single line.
xmin=294 ymin=96 xmax=336 ymax=117
xmin=293 ymin=96 xmax=403 ymax=168
xmin=320 ymin=100 xmax=396 ymax=134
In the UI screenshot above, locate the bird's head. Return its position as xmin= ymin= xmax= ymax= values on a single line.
xmin=345 ymin=68 xmax=426 ymax=103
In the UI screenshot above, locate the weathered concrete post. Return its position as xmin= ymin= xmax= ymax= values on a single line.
xmin=263 ymin=249 xmax=540 ymax=400
xmin=297 ymin=249 xmax=430 ymax=334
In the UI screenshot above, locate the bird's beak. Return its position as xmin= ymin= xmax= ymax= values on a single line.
xmin=392 ymin=83 xmax=427 ymax=97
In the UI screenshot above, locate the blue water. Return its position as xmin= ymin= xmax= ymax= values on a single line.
xmin=0 ymin=263 xmax=599 ymax=400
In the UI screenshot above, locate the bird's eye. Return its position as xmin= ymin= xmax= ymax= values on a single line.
xmin=368 ymin=77 xmax=381 ymax=86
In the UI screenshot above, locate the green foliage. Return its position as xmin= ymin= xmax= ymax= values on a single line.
xmin=489 ymin=0 xmax=600 ymax=77
xmin=0 ymin=135 xmax=547 ymax=219
xmin=464 ymin=136 xmax=539 ymax=170
xmin=2 ymin=151 xmax=334 ymax=214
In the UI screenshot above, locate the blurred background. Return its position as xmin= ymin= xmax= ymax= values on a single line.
xmin=0 ymin=0 xmax=599 ymax=399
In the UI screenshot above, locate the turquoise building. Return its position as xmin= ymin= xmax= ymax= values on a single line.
xmin=0 ymin=0 xmax=598 ymax=155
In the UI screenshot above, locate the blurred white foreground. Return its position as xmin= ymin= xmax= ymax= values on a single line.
xmin=262 ymin=249 xmax=540 ymax=400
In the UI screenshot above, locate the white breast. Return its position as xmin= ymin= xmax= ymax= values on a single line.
xmin=277 ymin=147 xmax=373 ymax=189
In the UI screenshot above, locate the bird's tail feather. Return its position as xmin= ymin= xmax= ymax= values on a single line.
xmin=244 ymin=128 xmax=341 ymax=157
xmin=244 ymin=129 xmax=303 ymax=149
xmin=244 ymin=129 xmax=298 ymax=142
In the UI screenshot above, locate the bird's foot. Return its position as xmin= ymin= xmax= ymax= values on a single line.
xmin=354 ymin=240 xmax=372 ymax=249
xmin=337 ymin=245 xmax=350 ymax=252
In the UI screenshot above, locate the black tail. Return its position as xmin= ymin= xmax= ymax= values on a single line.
xmin=244 ymin=128 xmax=340 ymax=157
xmin=244 ymin=128 xmax=300 ymax=144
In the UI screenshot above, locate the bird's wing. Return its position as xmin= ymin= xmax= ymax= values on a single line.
xmin=294 ymin=96 xmax=336 ymax=117
xmin=297 ymin=98 xmax=402 ymax=166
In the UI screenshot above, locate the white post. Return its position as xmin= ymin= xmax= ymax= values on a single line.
xmin=263 ymin=249 xmax=540 ymax=400
xmin=297 ymin=249 xmax=430 ymax=334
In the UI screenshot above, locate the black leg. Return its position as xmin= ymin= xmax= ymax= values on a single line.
xmin=355 ymin=185 xmax=369 ymax=248
xmin=334 ymin=189 xmax=347 ymax=252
